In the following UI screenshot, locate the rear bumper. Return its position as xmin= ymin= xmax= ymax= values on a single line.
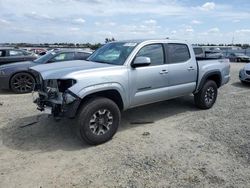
xmin=0 ymin=75 xmax=10 ymax=90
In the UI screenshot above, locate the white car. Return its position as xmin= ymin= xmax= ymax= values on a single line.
xmin=239 ymin=63 xmax=250 ymax=83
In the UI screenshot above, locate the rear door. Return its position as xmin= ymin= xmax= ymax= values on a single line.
xmin=129 ymin=43 xmax=169 ymax=107
xmin=7 ymin=49 xmax=27 ymax=63
xmin=0 ymin=49 xmax=23 ymax=64
xmin=165 ymin=43 xmax=197 ymax=99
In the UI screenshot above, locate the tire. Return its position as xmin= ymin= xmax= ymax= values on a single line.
xmin=76 ymin=97 xmax=121 ymax=145
xmin=10 ymin=72 xmax=35 ymax=94
xmin=194 ymin=80 xmax=218 ymax=109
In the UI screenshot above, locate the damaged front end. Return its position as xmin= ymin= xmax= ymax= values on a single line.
xmin=33 ymin=74 xmax=81 ymax=118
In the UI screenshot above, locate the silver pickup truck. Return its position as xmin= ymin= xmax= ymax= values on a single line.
xmin=30 ymin=39 xmax=230 ymax=145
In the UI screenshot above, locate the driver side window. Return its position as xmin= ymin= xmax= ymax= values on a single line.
xmin=136 ymin=44 xmax=164 ymax=66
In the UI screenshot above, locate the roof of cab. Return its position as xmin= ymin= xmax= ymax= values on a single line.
xmin=114 ymin=38 xmax=187 ymax=44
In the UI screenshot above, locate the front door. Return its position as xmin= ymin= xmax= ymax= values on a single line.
xmin=129 ymin=44 xmax=169 ymax=107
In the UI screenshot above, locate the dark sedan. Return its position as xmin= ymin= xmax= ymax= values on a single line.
xmin=0 ymin=48 xmax=38 ymax=66
xmin=228 ymin=53 xmax=250 ymax=62
xmin=0 ymin=49 xmax=92 ymax=93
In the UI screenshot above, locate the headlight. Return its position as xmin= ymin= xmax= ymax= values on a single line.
xmin=57 ymin=79 xmax=77 ymax=92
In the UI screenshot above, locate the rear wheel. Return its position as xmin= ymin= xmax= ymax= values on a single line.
xmin=76 ymin=97 xmax=121 ymax=145
xmin=194 ymin=80 xmax=218 ymax=109
xmin=10 ymin=72 xmax=35 ymax=93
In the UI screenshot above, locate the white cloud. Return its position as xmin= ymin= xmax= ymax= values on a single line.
xmin=144 ymin=19 xmax=157 ymax=25
xmin=0 ymin=18 xmax=11 ymax=25
xmin=69 ymin=27 xmax=80 ymax=31
xmin=235 ymin=29 xmax=250 ymax=33
xmin=107 ymin=22 xmax=116 ymax=26
xmin=25 ymin=11 xmax=54 ymax=21
xmin=119 ymin=23 xmax=160 ymax=36
xmin=171 ymin=30 xmax=177 ymax=35
xmin=208 ymin=27 xmax=220 ymax=33
xmin=232 ymin=19 xmax=240 ymax=23
xmin=73 ymin=18 xmax=85 ymax=24
xmin=95 ymin=21 xmax=116 ymax=27
xmin=183 ymin=25 xmax=194 ymax=33
xmin=191 ymin=20 xmax=202 ymax=25
xmin=200 ymin=2 xmax=215 ymax=11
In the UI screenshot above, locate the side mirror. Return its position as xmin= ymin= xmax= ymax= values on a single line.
xmin=132 ymin=56 xmax=151 ymax=68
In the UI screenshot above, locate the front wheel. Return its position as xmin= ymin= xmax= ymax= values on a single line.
xmin=76 ymin=97 xmax=121 ymax=145
xmin=194 ymin=80 xmax=218 ymax=109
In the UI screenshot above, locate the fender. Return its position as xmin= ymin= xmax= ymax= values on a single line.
xmin=75 ymin=82 xmax=129 ymax=109
xmin=195 ymin=70 xmax=222 ymax=93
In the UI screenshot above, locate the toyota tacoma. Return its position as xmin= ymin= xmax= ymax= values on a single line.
xmin=30 ymin=39 xmax=230 ymax=145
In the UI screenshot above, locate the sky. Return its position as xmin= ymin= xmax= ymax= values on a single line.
xmin=0 ymin=0 xmax=250 ymax=44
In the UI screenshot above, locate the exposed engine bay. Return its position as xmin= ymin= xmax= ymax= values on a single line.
xmin=33 ymin=73 xmax=80 ymax=118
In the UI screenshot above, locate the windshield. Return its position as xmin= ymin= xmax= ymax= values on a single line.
xmin=87 ymin=42 xmax=138 ymax=65
xmin=34 ymin=52 xmax=55 ymax=64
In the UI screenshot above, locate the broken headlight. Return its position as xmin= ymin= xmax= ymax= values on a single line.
xmin=57 ymin=79 xmax=77 ymax=92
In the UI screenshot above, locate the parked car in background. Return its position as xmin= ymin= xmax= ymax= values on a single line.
xmin=0 ymin=49 xmax=92 ymax=93
xmin=193 ymin=46 xmax=223 ymax=59
xmin=29 ymin=48 xmax=47 ymax=56
xmin=239 ymin=63 xmax=250 ymax=84
xmin=228 ymin=53 xmax=250 ymax=62
xmin=0 ymin=48 xmax=38 ymax=66
xmin=205 ymin=50 xmax=224 ymax=59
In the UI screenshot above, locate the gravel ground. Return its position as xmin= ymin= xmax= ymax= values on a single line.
xmin=0 ymin=63 xmax=250 ymax=188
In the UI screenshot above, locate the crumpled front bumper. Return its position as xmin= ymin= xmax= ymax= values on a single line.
xmin=33 ymin=82 xmax=81 ymax=118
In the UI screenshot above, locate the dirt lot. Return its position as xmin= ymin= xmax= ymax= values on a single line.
xmin=0 ymin=63 xmax=250 ymax=187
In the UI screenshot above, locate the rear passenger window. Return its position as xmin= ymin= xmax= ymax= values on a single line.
xmin=136 ymin=44 xmax=164 ymax=66
xmin=167 ymin=44 xmax=190 ymax=63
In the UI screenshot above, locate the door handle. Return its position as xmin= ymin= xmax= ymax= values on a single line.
xmin=159 ymin=70 xmax=168 ymax=74
xmin=187 ymin=67 xmax=195 ymax=71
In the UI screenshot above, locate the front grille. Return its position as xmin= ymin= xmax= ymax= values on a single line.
xmin=246 ymin=70 xmax=250 ymax=75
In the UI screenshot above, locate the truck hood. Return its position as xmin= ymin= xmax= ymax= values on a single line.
xmin=30 ymin=60 xmax=115 ymax=79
